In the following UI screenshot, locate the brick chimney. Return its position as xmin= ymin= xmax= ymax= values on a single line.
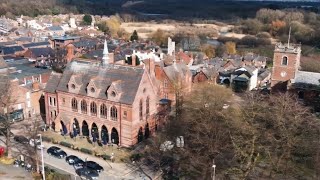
xmin=132 ymin=54 xmax=136 ymax=66
xmin=32 ymin=82 xmax=40 ymax=91
xmin=66 ymin=44 xmax=74 ymax=63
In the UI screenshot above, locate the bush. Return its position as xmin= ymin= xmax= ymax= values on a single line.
xmin=59 ymin=142 xmax=73 ymax=149
xmin=102 ymin=154 xmax=111 ymax=160
xmin=80 ymin=148 xmax=92 ymax=155
xmin=52 ymin=140 xmax=59 ymax=144
xmin=42 ymin=136 xmax=53 ymax=142
xmin=130 ymin=153 xmax=142 ymax=161
xmin=256 ymin=32 xmax=271 ymax=39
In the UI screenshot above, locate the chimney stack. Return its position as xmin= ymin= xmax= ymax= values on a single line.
xmin=132 ymin=54 xmax=136 ymax=66
xmin=32 ymin=82 xmax=40 ymax=91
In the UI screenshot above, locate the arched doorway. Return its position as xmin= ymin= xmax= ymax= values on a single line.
xmin=51 ymin=122 xmax=55 ymax=131
xmin=82 ymin=121 xmax=89 ymax=137
xmin=111 ymin=128 xmax=119 ymax=145
xmin=73 ymin=118 xmax=80 ymax=135
xmin=91 ymin=123 xmax=99 ymax=140
xmin=60 ymin=121 xmax=67 ymax=135
xmin=101 ymin=126 xmax=108 ymax=145
xmin=138 ymin=127 xmax=143 ymax=143
xmin=144 ymin=123 xmax=150 ymax=139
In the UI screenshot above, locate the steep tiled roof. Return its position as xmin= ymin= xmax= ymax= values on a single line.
xmin=73 ymin=40 xmax=98 ymax=49
xmin=52 ymin=60 xmax=144 ymax=104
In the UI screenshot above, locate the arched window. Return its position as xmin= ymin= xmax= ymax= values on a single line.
xmin=100 ymin=104 xmax=107 ymax=118
xmin=110 ymin=106 xmax=117 ymax=121
xmin=90 ymin=102 xmax=97 ymax=116
xmin=71 ymin=98 xmax=77 ymax=111
xmin=139 ymin=99 xmax=143 ymax=120
xmin=81 ymin=100 xmax=87 ymax=114
xmin=282 ymin=56 xmax=288 ymax=66
xmin=146 ymin=97 xmax=150 ymax=117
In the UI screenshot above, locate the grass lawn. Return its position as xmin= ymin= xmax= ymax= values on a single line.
xmin=42 ymin=131 xmax=131 ymax=163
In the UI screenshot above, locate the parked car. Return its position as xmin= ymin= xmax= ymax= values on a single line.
xmin=85 ymin=161 xmax=104 ymax=173
xmin=76 ymin=167 xmax=99 ymax=180
xmin=14 ymin=135 xmax=29 ymax=144
xmin=66 ymin=155 xmax=84 ymax=166
xmin=47 ymin=146 xmax=67 ymax=159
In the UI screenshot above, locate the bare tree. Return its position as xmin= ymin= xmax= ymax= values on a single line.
xmin=0 ymin=75 xmax=17 ymax=158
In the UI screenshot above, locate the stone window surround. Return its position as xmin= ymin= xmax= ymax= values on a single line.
xmin=281 ymin=55 xmax=288 ymax=66
xmin=68 ymin=96 xmax=120 ymax=121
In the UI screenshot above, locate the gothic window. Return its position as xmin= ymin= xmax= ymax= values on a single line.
xmin=282 ymin=56 xmax=288 ymax=66
xmin=110 ymin=106 xmax=117 ymax=121
xmin=71 ymin=98 xmax=78 ymax=111
xmin=81 ymin=100 xmax=87 ymax=114
xmin=146 ymin=96 xmax=150 ymax=117
xmin=139 ymin=99 xmax=143 ymax=120
xmin=90 ymin=102 xmax=97 ymax=116
xmin=100 ymin=104 xmax=107 ymax=119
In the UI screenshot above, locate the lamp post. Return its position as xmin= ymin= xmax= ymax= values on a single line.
xmin=212 ymin=159 xmax=216 ymax=180
xmin=38 ymin=134 xmax=45 ymax=180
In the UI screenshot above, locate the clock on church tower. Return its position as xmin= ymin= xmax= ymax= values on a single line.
xmin=270 ymin=42 xmax=301 ymax=88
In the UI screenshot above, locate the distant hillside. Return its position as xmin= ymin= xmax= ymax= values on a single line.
xmin=0 ymin=0 xmax=318 ymax=20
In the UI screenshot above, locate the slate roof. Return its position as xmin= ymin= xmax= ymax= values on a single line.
xmin=0 ymin=46 xmax=24 ymax=55
xmin=23 ymin=41 xmax=50 ymax=48
xmin=258 ymin=69 xmax=271 ymax=80
xmin=15 ymin=37 xmax=33 ymax=42
xmin=47 ymin=26 xmax=64 ymax=31
xmin=163 ymin=62 xmax=190 ymax=82
xmin=47 ymin=60 xmax=145 ymax=104
xmin=73 ymin=40 xmax=98 ymax=49
xmin=293 ymin=71 xmax=320 ymax=86
xmin=7 ymin=62 xmax=51 ymax=80
xmin=29 ymin=47 xmax=54 ymax=57
xmin=44 ymin=72 xmax=62 ymax=94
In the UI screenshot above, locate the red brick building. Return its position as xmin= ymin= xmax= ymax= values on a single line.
xmin=44 ymin=42 xmax=161 ymax=147
xmin=271 ymin=43 xmax=301 ymax=89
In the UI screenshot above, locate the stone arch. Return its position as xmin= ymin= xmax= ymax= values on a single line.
xmin=138 ymin=127 xmax=143 ymax=143
xmin=91 ymin=123 xmax=99 ymax=140
xmin=101 ymin=125 xmax=108 ymax=145
xmin=60 ymin=121 xmax=67 ymax=134
xmin=51 ymin=121 xmax=56 ymax=131
xmin=144 ymin=123 xmax=150 ymax=139
xmin=72 ymin=118 xmax=80 ymax=135
xmin=111 ymin=128 xmax=119 ymax=145
xmin=82 ymin=120 xmax=89 ymax=137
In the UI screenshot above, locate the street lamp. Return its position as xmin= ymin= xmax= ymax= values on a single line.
xmin=212 ymin=159 xmax=216 ymax=180
xmin=38 ymin=134 xmax=45 ymax=180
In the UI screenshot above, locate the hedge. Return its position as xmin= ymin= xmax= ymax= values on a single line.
xmin=59 ymin=141 xmax=73 ymax=149
xmin=42 ymin=136 xmax=53 ymax=142
xmin=102 ymin=154 xmax=111 ymax=160
xmin=80 ymin=148 xmax=92 ymax=155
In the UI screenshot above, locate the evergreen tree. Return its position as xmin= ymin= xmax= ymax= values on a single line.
xmin=130 ymin=30 xmax=139 ymax=41
xmin=82 ymin=14 xmax=92 ymax=25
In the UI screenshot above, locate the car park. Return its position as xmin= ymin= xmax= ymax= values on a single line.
xmin=65 ymin=155 xmax=84 ymax=166
xmin=85 ymin=161 xmax=104 ymax=173
xmin=14 ymin=135 xmax=29 ymax=144
xmin=76 ymin=167 xmax=99 ymax=180
xmin=47 ymin=146 xmax=67 ymax=159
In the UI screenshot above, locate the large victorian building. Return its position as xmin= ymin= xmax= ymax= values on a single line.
xmin=44 ymin=40 xmax=160 ymax=147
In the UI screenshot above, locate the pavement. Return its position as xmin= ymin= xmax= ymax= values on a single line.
xmin=42 ymin=141 xmax=152 ymax=180
xmin=0 ymin=163 xmax=33 ymax=180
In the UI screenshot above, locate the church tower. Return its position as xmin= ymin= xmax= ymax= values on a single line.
xmin=270 ymin=42 xmax=301 ymax=88
xmin=101 ymin=39 xmax=109 ymax=67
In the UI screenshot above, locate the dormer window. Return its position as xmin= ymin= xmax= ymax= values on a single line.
xmin=282 ymin=56 xmax=288 ymax=66
xmin=90 ymin=87 xmax=95 ymax=93
xmin=111 ymin=91 xmax=116 ymax=97
xmin=71 ymin=84 xmax=76 ymax=89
